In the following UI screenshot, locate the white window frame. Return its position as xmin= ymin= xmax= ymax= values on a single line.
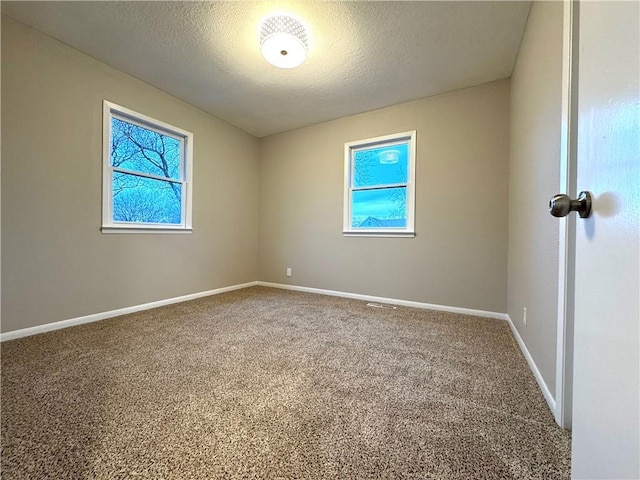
xmin=343 ymin=130 xmax=417 ymax=237
xmin=102 ymin=101 xmax=193 ymax=234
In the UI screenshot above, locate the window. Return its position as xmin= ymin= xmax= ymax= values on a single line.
xmin=102 ymin=101 xmax=193 ymax=233
xmin=343 ymin=131 xmax=416 ymax=237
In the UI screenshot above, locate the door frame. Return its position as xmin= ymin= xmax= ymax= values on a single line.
xmin=554 ymin=0 xmax=579 ymax=429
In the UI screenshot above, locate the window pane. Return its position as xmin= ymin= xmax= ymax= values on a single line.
xmin=111 ymin=117 xmax=181 ymax=180
xmin=351 ymin=187 xmax=407 ymax=228
xmin=113 ymin=173 xmax=182 ymax=224
xmin=353 ymin=142 xmax=408 ymax=188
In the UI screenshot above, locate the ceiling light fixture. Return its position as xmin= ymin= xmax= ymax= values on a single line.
xmin=260 ymin=15 xmax=308 ymax=69
xmin=379 ymin=150 xmax=400 ymax=164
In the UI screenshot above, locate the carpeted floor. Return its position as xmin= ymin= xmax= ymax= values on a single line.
xmin=1 ymin=286 xmax=571 ymax=479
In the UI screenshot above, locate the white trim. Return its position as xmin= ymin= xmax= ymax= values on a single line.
xmin=343 ymin=130 xmax=417 ymax=235
xmin=111 ymin=166 xmax=186 ymax=185
xmin=0 ymin=282 xmax=258 ymax=342
xmin=555 ymin=0 xmax=579 ymax=430
xmin=3 ymin=276 xmax=552 ymax=418
xmin=102 ymin=101 xmax=113 ymax=227
xmin=258 ymin=281 xmax=557 ymax=412
xmin=257 ymin=281 xmax=508 ymax=320
xmin=342 ymin=232 xmax=416 ymax=238
xmin=100 ymin=227 xmax=193 ymax=234
xmin=107 ymin=102 xmax=193 ymax=139
xmin=506 ymin=314 xmax=556 ymax=414
xmin=102 ymin=100 xmax=194 ymax=232
xmin=2 ymin=278 xmax=554 ymax=420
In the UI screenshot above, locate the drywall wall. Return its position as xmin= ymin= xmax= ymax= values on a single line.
xmin=258 ymin=80 xmax=510 ymax=313
xmin=1 ymin=16 xmax=260 ymax=333
xmin=507 ymin=1 xmax=563 ymax=398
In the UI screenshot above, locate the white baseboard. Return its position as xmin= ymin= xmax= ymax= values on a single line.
xmin=3 ymin=281 xmax=555 ymax=419
xmin=505 ymin=314 xmax=556 ymax=414
xmin=257 ymin=281 xmax=509 ymax=321
xmin=259 ymin=282 xmax=558 ymax=414
xmin=0 ymin=281 xmax=258 ymax=342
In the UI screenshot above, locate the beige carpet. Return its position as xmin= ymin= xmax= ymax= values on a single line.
xmin=1 ymin=286 xmax=571 ymax=479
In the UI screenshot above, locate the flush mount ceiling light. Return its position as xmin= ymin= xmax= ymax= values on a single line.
xmin=379 ymin=150 xmax=400 ymax=164
xmin=260 ymin=15 xmax=308 ymax=69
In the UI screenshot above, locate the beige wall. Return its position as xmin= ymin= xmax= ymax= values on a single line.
xmin=2 ymin=14 xmax=520 ymax=334
xmin=1 ymin=16 xmax=260 ymax=333
xmin=507 ymin=1 xmax=563 ymax=397
xmin=259 ymin=80 xmax=510 ymax=313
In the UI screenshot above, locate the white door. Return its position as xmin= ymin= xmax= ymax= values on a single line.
xmin=570 ymin=1 xmax=639 ymax=479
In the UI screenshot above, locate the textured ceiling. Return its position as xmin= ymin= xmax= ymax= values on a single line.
xmin=2 ymin=1 xmax=531 ymax=137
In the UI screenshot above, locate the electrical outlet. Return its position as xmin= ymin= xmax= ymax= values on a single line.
xmin=523 ymin=307 xmax=527 ymax=325
xmin=286 ymin=267 xmax=292 ymax=277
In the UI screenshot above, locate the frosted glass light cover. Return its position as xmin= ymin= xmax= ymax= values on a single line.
xmin=378 ymin=149 xmax=400 ymax=164
xmin=261 ymin=33 xmax=306 ymax=68
xmin=260 ymin=15 xmax=308 ymax=69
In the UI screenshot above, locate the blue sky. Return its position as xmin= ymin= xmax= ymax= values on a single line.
xmin=111 ymin=118 xmax=183 ymax=224
xmin=352 ymin=188 xmax=406 ymax=225
xmin=351 ymin=142 xmax=408 ymax=225
xmin=112 ymin=118 xmax=181 ymax=179
xmin=353 ymin=142 xmax=408 ymax=188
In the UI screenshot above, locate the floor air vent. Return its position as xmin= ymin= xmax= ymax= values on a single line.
xmin=366 ymin=303 xmax=397 ymax=310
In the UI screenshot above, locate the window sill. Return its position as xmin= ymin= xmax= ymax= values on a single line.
xmin=101 ymin=226 xmax=193 ymax=234
xmin=343 ymin=231 xmax=415 ymax=238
